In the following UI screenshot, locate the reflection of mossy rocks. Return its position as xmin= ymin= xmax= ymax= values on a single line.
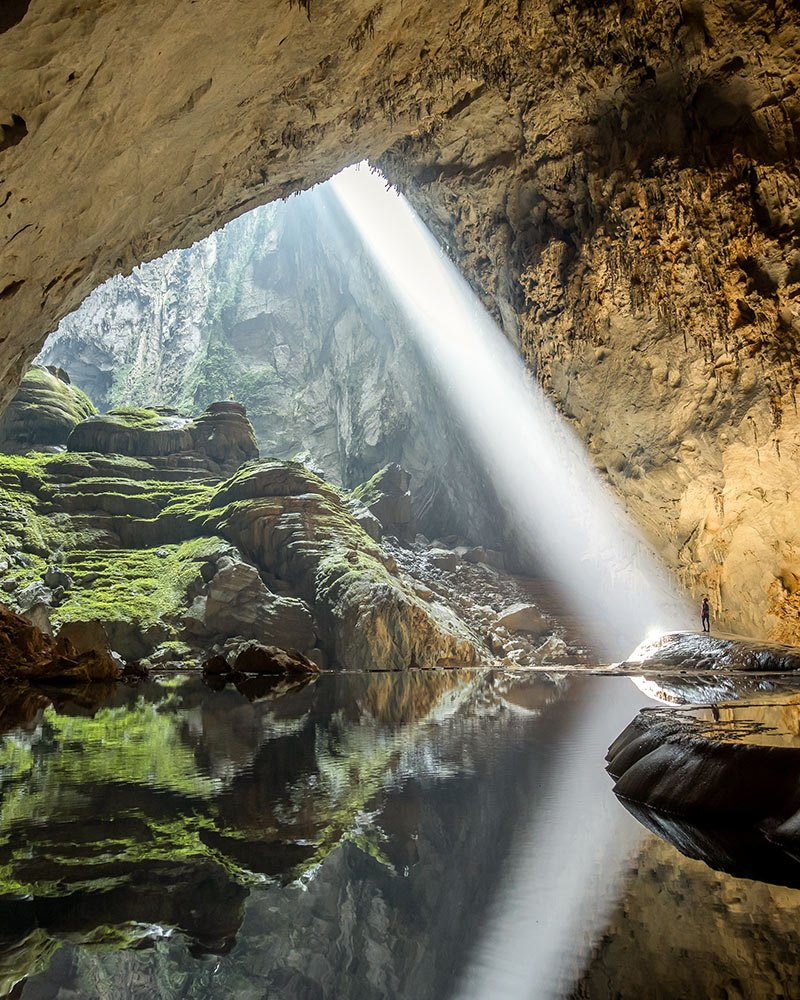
xmin=352 ymin=463 xmax=416 ymax=543
xmin=67 ymin=402 xmax=258 ymax=475
xmin=0 ymin=365 xmax=96 ymax=452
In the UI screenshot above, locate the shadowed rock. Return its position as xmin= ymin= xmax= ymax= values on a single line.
xmin=607 ymin=693 xmax=800 ymax=888
xmin=0 ymin=603 xmax=121 ymax=682
xmin=352 ymin=464 xmax=417 ymax=543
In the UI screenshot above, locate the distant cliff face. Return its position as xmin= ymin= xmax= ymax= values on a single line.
xmin=40 ymin=185 xmax=499 ymax=544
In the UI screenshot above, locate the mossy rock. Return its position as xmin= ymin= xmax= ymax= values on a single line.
xmin=0 ymin=365 xmax=96 ymax=451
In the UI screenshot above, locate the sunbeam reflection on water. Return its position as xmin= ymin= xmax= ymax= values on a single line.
xmin=330 ymin=162 xmax=693 ymax=663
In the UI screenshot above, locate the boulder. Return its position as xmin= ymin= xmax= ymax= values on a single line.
xmin=352 ymin=464 xmax=417 ymax=543
xmin=622 ymin=631 xmax=800 ymax=672
xmin=55 ymin=620 xmax=114 ymax=658
xmin=190 ymin=401 xmax=259 ymax=473
xmin=495 ymin=603 xmax=549 ymax=638
xmin=0 ymin=365 xmax=96 ymax=452
xmin=191 ymin=560 xmax=317 ymax=651
xmin=202 ymin=653 xmax=230 ymax=675
xmin=0 ymin=603 xmax=122 ymax=683
xmin=463 ymin=546 xmax=506 ymax=570
xmin=232 ymin=643 xmax=320 ymax=677
xmin=429 ymin=548 xmax=458 ymax=572
xmin=607 ymin=696 xmax=800 ymax=888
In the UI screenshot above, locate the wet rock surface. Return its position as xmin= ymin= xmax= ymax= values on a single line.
xmin=607 ymin=692 xmax=800 ymax=889
xmin=624 ymin=630 xmax=800 ymax=672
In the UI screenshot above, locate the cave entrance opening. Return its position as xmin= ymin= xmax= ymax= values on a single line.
xmin=36 ymin=161 xmax=691 ymax=659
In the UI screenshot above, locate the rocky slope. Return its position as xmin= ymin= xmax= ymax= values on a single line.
xmin=0 ymin=402 xmax=478 ymax=672
xmin=39 ymin=186 xmax=501 ymax=543
xmin=3 ymin=1 xmax=800 ymax=640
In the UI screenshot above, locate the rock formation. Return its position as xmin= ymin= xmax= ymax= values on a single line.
xmin=39 ymin=190 xmax=501 ymax=543
xmin=0 ymin=403 xmax=478 ymax=671
xmin=0 ymin=603 xmax=121 ymax=682
xmin=607 ymin=693 xmax=800 ymax=886
xmin=3 ymin=2 xmax=800 ymax=640
xmin=0 ymin=365 xmax=95 ymax=452
xmin=66 ymin=400 xmax=258 ymax=475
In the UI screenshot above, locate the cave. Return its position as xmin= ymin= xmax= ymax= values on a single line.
xmin=3 ymin=2 xmax=800 ymax=998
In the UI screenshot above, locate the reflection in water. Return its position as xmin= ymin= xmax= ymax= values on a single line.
xmin=0 ymin=673 xmax=799 ymax=998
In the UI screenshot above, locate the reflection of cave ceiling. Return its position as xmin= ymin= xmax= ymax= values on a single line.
xmin=3 ymin=2 xmax=800 ymax=639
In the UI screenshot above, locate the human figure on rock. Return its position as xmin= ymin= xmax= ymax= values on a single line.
xmin=701 ymin=595 xmax=710 ymax=633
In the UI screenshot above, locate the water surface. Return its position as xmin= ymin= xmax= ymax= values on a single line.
xmin=1 ymin=671 xmax=799 ymax=999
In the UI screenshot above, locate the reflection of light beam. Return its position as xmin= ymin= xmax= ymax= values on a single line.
xmin=330 ymin=162 xmax=693 ymax=661
xmin=451 ymin=678 xmax=652 ymax=1000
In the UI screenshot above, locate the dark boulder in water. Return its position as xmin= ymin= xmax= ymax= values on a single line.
xmin=607 ymin=693 xmax=800 ymax=888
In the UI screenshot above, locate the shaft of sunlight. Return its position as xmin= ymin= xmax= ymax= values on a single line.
xmin=330 ymin=162 xmax=693 ymax=661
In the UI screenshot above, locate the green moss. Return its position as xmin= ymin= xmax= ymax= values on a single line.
xmin=104 ymin=407 xmax=179 ymax=429
xmin=51 ymin=537 xmax=227 ymax=631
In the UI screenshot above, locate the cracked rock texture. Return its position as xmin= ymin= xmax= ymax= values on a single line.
xmin=3 ymin=1 xmax=800 ymax=638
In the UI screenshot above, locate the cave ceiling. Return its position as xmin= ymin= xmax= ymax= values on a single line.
xmin=3 ymin=0 xmax=800 ymax=638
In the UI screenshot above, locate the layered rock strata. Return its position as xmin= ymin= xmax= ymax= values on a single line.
xmin=0 ymin=365 xmax=95 ymax=452
xmin=67 ymin=400 xmax=258 ymax=476
xmin=0 ymin=409 xmax=478 ymax=671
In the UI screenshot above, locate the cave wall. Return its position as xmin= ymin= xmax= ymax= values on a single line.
xmin=4 ymin=0 xmax=800 ymax=637
xmin=380 ymin=1 xmax=800 ymax=638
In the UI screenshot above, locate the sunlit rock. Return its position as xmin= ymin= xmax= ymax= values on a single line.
xmin=495 ymin=603 xmax=549 ymax=639
xmin=0 ymin=447 xmax=479 ymax=671
xmin=0 ymin=365 xmax=95 ymax=452
xmin=624 ymin=631 xmax=800 ymax=672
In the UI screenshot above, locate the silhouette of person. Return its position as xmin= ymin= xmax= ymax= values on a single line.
xmin=701 ymin=595 xmax=710 ymax=633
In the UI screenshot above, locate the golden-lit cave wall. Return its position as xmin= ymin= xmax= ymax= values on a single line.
xmin=3 ymin=0 xmax=800 ymax=639
xmin=380 ymin=0 xmax=800 ymax=641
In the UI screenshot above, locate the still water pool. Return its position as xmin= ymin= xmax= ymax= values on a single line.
xmin=0 ymin=671 xmax=799 ymax=999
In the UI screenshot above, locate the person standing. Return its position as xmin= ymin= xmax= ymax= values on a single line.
xmin=701 ymin=595 xmax=710 ymax=633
